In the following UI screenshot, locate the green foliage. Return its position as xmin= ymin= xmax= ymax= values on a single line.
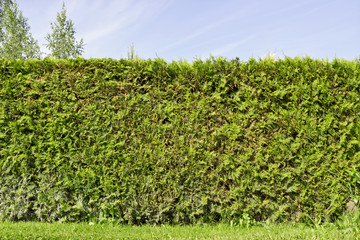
xmin=127 ymin=44 xmax=138 ymax=60
xmin=0 ymin=0 xmax=41 ymax=59
xmin=1 ymin=57 xmax=360 ymax=224
xmin=0 ymin=0 xmax=11 ymax=43
xmin=0 ymin=0 xmax=13 ymax=21
xmin=347 ymin=167 xmax=360 ymax=206
xmin=45 ymin=3 xmax=84 ymax=59
xmin=0 ymin=0 xmax=12 ymax=25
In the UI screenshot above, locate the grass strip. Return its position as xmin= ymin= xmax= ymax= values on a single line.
xmin=0 ymin=221 xmax=359 ymax=240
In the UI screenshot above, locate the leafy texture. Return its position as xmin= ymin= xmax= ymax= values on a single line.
xmin=0 ymin=0 xmax=40 ymax=59
xmin=45 ymin=3 xmax=84 ymax=59
xmin=0 ymin=0 xmax=12 ymax=25
xmin=1 ymin=57 xmax=360 ymax=224
xmin=0 ymin=0 xmax=12 ymax=21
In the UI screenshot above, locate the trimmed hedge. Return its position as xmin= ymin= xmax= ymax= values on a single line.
xmin=1 ymin=57 xmax=360 ymax=224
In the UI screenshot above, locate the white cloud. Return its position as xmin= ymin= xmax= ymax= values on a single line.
xmin=63 ymin=0 xmax=172 ymax=44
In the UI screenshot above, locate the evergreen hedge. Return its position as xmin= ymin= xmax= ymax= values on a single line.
xmin=1 ymin=57 xmax=360 ymax=224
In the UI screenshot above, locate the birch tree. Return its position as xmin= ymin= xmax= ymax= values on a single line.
xmin=0 ymin=0 xmax=41 ymax=59
xmin=45 ymin=3 xmax=84 ymax=59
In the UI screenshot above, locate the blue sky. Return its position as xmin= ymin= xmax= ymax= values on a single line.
xmin=17 ymin=0 xmax=360 ymax=61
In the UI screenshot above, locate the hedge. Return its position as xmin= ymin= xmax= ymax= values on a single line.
xmin=1 ymin=57 xmax=360 ymax=224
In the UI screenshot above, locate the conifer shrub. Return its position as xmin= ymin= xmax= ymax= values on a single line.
xmin=1 ymin=57 xmax=360 ymax=224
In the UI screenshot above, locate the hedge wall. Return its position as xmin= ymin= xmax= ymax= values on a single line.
xmin=1 ymin=57 xmax=360 ymax=224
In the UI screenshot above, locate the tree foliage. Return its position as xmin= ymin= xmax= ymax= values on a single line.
xmin=0 ymin=0 xmax=41 ymax=59
xmin=45 ymin=3 xmax=84 ymax=59
xmin=0 ymin=0 xmax=12 ymax=42
xmin=0 ymin=0 xmax=13 ymax=19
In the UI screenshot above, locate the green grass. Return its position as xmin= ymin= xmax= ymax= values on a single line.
xmin=1 ymin=215 xmax=360 ymax=240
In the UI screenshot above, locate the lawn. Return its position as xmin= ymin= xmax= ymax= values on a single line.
xmin=0 ymin=218 xmax=359 ymax=240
